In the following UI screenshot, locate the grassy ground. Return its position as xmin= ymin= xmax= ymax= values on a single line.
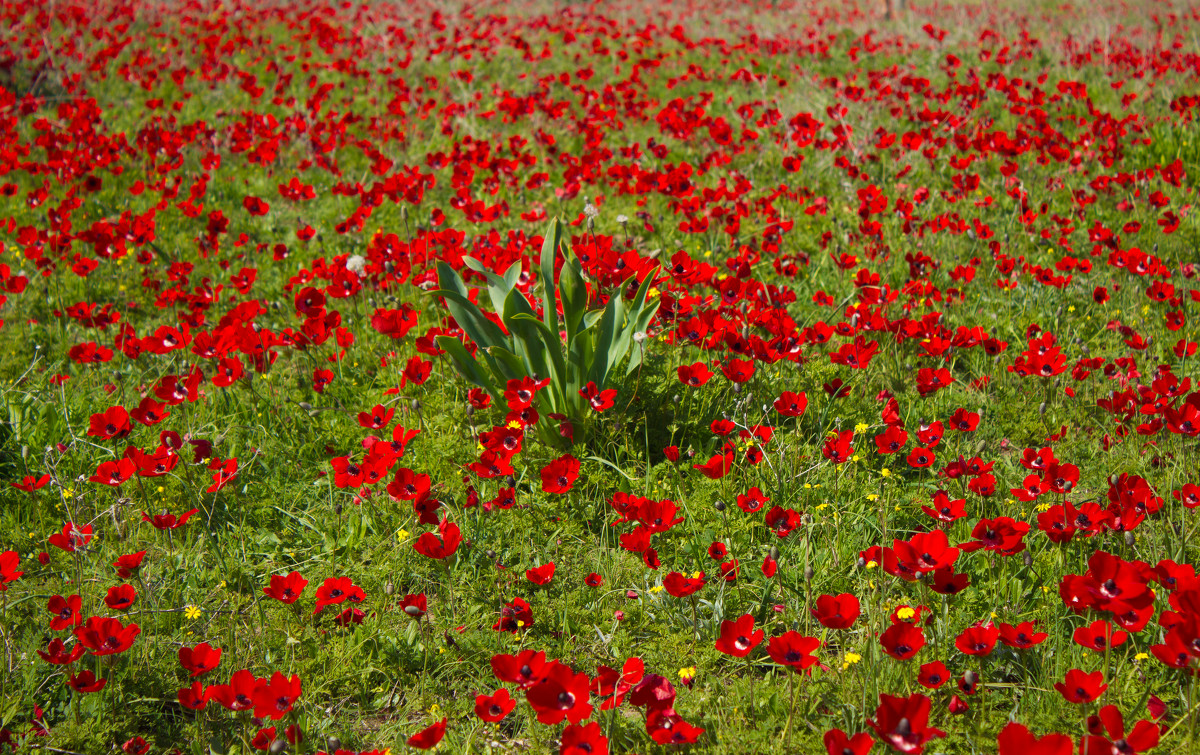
xmin=0 ymin=0 xmax=1198 ymax=753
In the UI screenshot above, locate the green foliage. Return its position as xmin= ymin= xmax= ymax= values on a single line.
xmin=433 ymin=218 xmax=659 ymax=445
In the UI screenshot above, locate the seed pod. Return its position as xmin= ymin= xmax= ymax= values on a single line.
xmin=856 ymin=557 xmax=866 ymax=569
xmin=1023 ymin=551 xmax=1033 ymax=568
xmin=334 ymin=503 xmax=343 ymax=516
xmin=769 ymin=545 xmax=780 ymax=561
xmin=714 ymin=500 xmax=726 ymax=512
xmin=1038 ymin=402 xmax=1047 ymax=415
xmin=804 ymin=565 xmax=814 ymax=582
xmin=1124 ymin=531 xmax=1136 ymax=547
xmin=384 ymin=582 xmax=395 ymax=596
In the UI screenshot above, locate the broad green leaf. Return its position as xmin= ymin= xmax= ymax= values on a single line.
xmin=540 ymin=218 xmax=563 ymax=340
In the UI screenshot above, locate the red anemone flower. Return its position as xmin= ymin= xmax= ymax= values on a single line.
xmin=541 ymin=455 xmax=580 ymax=494
xmin=1054 ymin=669 xmax=1107 ymax=704
xmin=867 ymin=693 xmax=946 ymax=754
xmin=812 ymin=593 xmax=861 ymax=629
xmin=714 ymin=614 xmax=763 ymax=658
xmin=475 ymin=688 xmax=516 ymax=723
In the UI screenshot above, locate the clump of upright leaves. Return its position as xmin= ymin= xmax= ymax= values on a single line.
xmin=433 ymin=217 xmax=658 ymax=445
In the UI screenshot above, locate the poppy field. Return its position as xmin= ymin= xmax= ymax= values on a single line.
xmin=1 ymin=0 xmax=1199 ymax=752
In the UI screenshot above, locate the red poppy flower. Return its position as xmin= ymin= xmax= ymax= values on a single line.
xmin=921 ymin=491 xmax=966 ymax=524
xmin=48 ymin=522 xmax=93 ymax=553
xmin=719 ymin=358 xmax=755 ymax=383
xmin=252 ymin=672 xmax=302 ymax=720
xmin=1054 ymin=669 xmax=1106 ymax=704
xmin=774 ymin=391 xmax=808 ymax=417
xmin=561 ymin=721 xmax=608 ymax=755
xmin=142 ymin=508 xmax=199 ymax=530
xmin=177 ymin=681 xmax=208 ymax=710
xmin=822 ymin=430 xmax=854 ymax=463
xmin=824 ymin=729 xmax=874 ymax=755
xmin=707 ymin=542 xmax=727 ymax=560
xmin=0 ymin=550 xmax=22 ymax=590
xmin=475 ymin=688 xmax=516 ymax=723
xmin=812 ymin=593 xmax=861 ymax=629
xmin=767 ymin=631 xmax=820 ymax=671
xmin=413 ymin=519 xmax=462 ymax=560
xmin=954 ymin=622 xmax=998 ymax=656
xmin=541 ymin=454 xmax=580 ymax=494
xmin=867 ymin=693 xmax=945 ymax=754
xmin=526 ymin=562 xmax=556 ymax=585
xmin=584 ymin=573 xmax=603 ymax=587
xmin=714 ymin=614 xmax=763 ymax=658
xmin=179 ymin=642 xmax=222 ymax=677
xmin=88 ymin=406 xmax=131 ymax=440
xmin=47 ymin=594 xmax=82 ymax=630
xmin=579 ymin=381 xmax=618 ymax=412
xmin=917 ymin=661 xmax=950 ymax=689
xmin=875 ymin=426 xmax=909 ymax=454
xmin=1080 ymin=705 xmax=1160 ymax=755
xmin=67 ymin=670 xmax=107 ymax=694
xmin=947 ymin=408 xmax=980 ymax=432
xmin=1073 ymin=619 xmax=1128 ymax=653
xmin=493 ymin=597 xmax=534 ymax=633
xmin=38 ymin=638 xmax=87 ymax=665
xmin=526 ymin=660 xmax=592 ymax=725
xmin=407 ymin=718 xmax=447 ymax=750
xmin=74 ymin=616 xmax=140 ymax=656
xmin=830 ymin=336 xmax=879 ymax=369
xmin=112 ymin=551 xmax=147 ymax=580
xmin=892 ymin=530 xmax=959 ymax=573
xmin=693 ymin=446 xmax=735 ymax=479
xmin=998 ymin=621 xmax=1048 ymax=649
xmin=399 ymin=593 xmax=427 ymax=619
xmin=104 ymin=584 xmax=137 ymax=611
xmin=591 ymin=657 xmax=644 ymax=711
xmin=628 ymin=674 xmax=676 ymax=711
xmin=959 ymin=516 xmax=1030 ymax=555
xmin=262 ymin=572 xmax=308 ymax=604
xmin=491 ymin=649 xmax=547 ymax=688
xmin=663 ymin=571 xmax=706 ymax=598
xmin=676 ymin=362 xmax=713 ymax=387
xmin=356 ymin=404 xmax=394 ymax=430
xmin=996 ymin=722 xmax=1073 ymax=755
xmin=11 ymin=474 xmax=50 ymax=492
xmin=312 ymin=576 xmax=365 ymax=615
xmin=879 ymin=622 xmax=925 ymax=660
xmin=647 ymin=708 xmax=706 ymax=745
xmin=208 ymin=669 xmax=259 ymax=712
xmin=242 ymin=196 xmax=270 ymax=216
xmin=736 ymin=486 xmax=769 ymax=513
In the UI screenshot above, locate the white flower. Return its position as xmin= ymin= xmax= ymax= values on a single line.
xmin=346 ymin=255 xmax=367 ymax=275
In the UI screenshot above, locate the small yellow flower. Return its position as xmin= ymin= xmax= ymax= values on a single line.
xmin=691 ymin=571 xmax=703 ymax=579
xmin=897 ymin=607 xmax=915 ymax=621
xmin=841 ymin=652 xmax=862 ymax=670
xmin=678 ymin=666 xmax=696 ymax=684
xmin=1134 ymin=652 xmax=1149 ymax=661
xmin=866 ymin=561 xmax=878 ymax=570
xmin=881 ymin=468 xmax=891 ymax=478
xmin=184 ymin=605 xmax=202 ymax=620
xmin=854 ymin=422 xmax=869 ymax=433
xmin=429 ymin=703 xmax=440 ymax=715
xmin=866 ymin=494 xmax=880 ymax=502
xmin=649 ymin=585 xmax=664 ymax=594
xmin=397 ymin=529 xmax=409 ymax=541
